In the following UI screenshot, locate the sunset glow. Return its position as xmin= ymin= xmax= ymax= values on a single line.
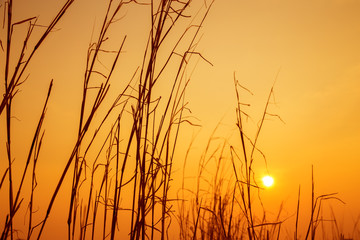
xmin=262 ymin=175 xmax=274 ymax=188
xmin=1 ymin=0 xmax=360 ymax=239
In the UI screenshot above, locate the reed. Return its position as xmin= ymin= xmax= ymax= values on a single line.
xmin=0 ymin=0 xmax=356 ymax=239
xmin=176 ymin=74 xmax=351 ymax=240
xmin=1 ymin=0 xmax=215 ymax=239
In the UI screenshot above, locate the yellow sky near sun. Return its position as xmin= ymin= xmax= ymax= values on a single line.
xmin=1 ymin=0 xmax=360 ymax=238
xmin=182 ymin=0 xmax=360 ymax=234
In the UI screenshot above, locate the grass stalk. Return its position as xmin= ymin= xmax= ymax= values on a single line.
xmin=295 ymin=185 xmax=301 ymax=239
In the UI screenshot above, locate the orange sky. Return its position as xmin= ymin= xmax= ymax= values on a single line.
xmin=190 ymin=0 xmax=360 ymax=236
xmin=1 ymin=0 xmax=360 ymax=239
xmin=191 ymin=0 xmax=360 ymax=235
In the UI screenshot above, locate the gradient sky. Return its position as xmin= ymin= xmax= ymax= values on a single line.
xmin=1 ymin=0 xmax=360 ymax=238
xmin=192 ymin=0 xmax=360 ymax=234
xmin=190 ymin=0 xmax=360 ymax=235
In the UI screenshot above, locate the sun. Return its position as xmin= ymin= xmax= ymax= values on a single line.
xmin=262 ymin=175 xmax=274 ymax=188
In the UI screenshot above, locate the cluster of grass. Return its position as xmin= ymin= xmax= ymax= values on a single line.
xmin=0 ymin=1 xmax=215 ymax=239
xmin=176 ymin=76 xmax=351 ymax=240
xmin=0 ymin=0 xmax=357 ymax=239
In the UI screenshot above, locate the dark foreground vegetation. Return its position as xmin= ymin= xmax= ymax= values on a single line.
xmin=0 ymin=1 xmax=357 ymax=239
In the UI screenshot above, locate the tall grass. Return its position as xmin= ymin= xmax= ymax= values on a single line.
xmin=176 ymin=74 xmax=283 ymax=240
xmin=0 ymin=0 xmax=357 ymax=240
xmin=1 ymin=0 xmax=215 ymax=239
xmin=176 ymin=75 xmax=351 ymax=240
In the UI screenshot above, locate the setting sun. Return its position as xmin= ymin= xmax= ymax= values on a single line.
xmin=262 ymin=175 xmax=274 ymax=188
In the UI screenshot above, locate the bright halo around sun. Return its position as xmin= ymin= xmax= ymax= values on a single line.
xmin=262 ymin=175 xmax=274 ymax=188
